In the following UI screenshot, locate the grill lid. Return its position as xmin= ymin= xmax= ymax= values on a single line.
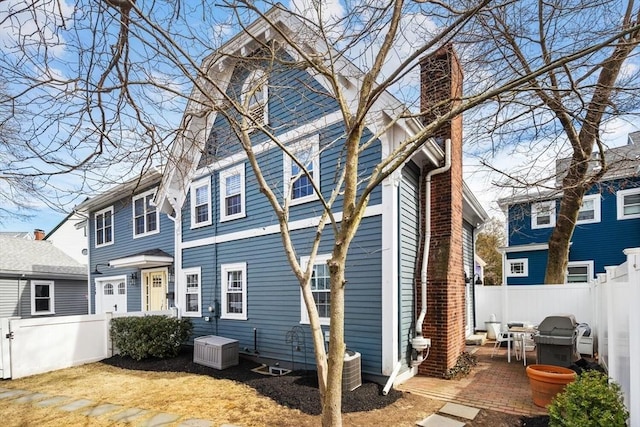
xmin=538 ymin=314 xmax=577 ymax=337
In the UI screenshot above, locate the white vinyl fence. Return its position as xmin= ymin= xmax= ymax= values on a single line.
xmin=0 ymin=310 xmax=174 ymax=379
xmin=594 ymin=248 xmax=640 ymax=427
xmin=475 ymin=247 xmax=640 ymax=427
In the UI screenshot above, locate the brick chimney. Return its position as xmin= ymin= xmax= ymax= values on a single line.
xmin=34 ymin=229 xmax=45 ymax=240
xmin=417 ymin=44 xmax=466 ymax=377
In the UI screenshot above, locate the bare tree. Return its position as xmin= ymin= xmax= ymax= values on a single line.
xmin=476 ymin=218 xmax=505 ymax=285
xmin=461 ymin=0 xmax=640 ymax=283
xmin=1 ymin=0 xmax=640 ymax=424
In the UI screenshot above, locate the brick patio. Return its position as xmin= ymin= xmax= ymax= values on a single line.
xmin=398 ymin=343 xmax=548 ymax=416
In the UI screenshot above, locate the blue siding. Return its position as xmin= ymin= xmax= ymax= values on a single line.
xmin=88 ymin=183 xmax=175 ymax=313
xmin=399 ymin=162 xmax=420 ymax=370
xmin=184 ymin=215 xmax=383 ymax=375
xmin=506 ymin=178 xmax=640 ymax=284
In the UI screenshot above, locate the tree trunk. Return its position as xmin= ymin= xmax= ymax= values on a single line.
xmin=321 ymin=246 xmax=347 ymax=427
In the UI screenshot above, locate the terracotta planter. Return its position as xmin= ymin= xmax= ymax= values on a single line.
xmin=526 ymin=364 xmax=576 ymax=407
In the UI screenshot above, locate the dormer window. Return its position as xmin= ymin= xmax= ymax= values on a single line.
xmin=242 ymin=70 xmax=268 ymax=127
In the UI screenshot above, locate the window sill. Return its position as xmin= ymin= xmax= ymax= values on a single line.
xmin=220 ymin=213 xmax=246 ymax=223
xmin=221 ymin=315 xmax=247 ymax=321
xmin=133 ymin=230 xmax=160 ymax=239
xmin=190 ymin=221 xmax=212 ymax=229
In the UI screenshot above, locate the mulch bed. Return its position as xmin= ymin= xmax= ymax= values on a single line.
xmin=101 ymin=346 xmax=402 ymax=415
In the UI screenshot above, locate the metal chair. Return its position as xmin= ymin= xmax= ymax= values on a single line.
xmin=489 ymin=323 xmax=519 ymax=361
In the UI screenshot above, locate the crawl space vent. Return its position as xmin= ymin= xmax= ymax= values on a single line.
xmin=194 ymin=335 xmax=239 ymax=370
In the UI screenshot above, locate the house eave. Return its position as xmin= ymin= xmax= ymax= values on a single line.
xmin=108 ymin=255 xmax=174 ymax=269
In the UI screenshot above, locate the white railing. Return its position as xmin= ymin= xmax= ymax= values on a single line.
xmin=595 ymin=248 xmax=640 ymax=427
xmin=475 ymin=247 xmax=639 ymax=427
xmin=2 ymin=310 xmax=174 ymax=379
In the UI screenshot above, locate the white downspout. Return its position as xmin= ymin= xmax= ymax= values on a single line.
xmin=411 ymin=139 xmax=451 ymax=367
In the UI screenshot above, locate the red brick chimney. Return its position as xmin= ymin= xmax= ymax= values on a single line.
xmin=34 ymin=229 xmax=45 ymax=240
xmin=417 ymin=44 xmax=466 ymax=377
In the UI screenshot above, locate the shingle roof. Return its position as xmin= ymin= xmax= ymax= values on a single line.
xmin=0 ymin=236 xmax=86 ymax=278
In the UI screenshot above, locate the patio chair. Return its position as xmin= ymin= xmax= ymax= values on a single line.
xmin=489 ymin=323 xmax=519 ymax=360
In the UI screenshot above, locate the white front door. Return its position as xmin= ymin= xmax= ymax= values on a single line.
xmin=96 ymin=277 xmax=127 ymax=314
xmin=143 ymin=269 xmax=167 ymax=311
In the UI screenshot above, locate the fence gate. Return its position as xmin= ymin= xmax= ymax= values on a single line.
xmin=0 ymin=318 xmax=11 ymax=379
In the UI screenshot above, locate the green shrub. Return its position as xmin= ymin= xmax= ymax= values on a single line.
xmin=548 ymin=370 xmax=628 ymax=427
xmin=110 ymin=316 xmax=193 ymax=361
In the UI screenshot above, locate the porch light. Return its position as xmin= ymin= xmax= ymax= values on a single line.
xmin=130 ymin=272 xmax=139 ymax=286
xmin=93 ymin=263 xmax=109 ymax=275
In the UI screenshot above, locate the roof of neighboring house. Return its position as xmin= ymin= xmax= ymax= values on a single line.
xmin=0 ymin=231 xmax=33 ymax=239
xmin=0 ymin=235 xmax=86 ymax=279
xmin=498 ymin=133 xmax=640 ymax=209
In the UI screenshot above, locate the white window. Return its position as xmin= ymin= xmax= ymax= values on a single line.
xmin=221 ymin=263 xmax=247 ymax=320
xmin=531 ymin=201 xmax=556 ymax=229
xmin=300 ymin=254 xmax=331 ymax=325
xmin=566 ymin=261 xmax=594 ymax=284
xmin=617 ymin=187 xmax=640 ymax=220
xmin=576 ymin=194 xmax=601 ymax=224
xmin=220 ymin=165 xmax=246 ymax=222
xmin=95 ymin=206 xmax=114 ymax=247
xmin=506 ymin=258 xmax=528 ymax=277
xmin=190 ymin=179 xmax=212 ymax=228
xmin=242 ymin=70 xmax=268 ymax=126
xmin=132 ymin=189 xmax=159 ymax=238
xmin=182 ymin=267 xmax=201 ymax=317
xmin=283 ymin=136 xmax=320 ymax=205
xmin=31 ymin=280 xmax=55 ymax=315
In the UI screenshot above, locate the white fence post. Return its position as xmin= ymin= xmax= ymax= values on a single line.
xmin=625 ymin=248 xmax=640 ymax=427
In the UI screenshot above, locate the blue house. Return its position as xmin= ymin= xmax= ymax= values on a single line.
xmin=78 ymin=7 xmax=488 ymax=382
xmin=498 ymin=132 xmax=640 ymax=285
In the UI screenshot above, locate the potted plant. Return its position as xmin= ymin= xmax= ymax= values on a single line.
xmin=526 ymin=364 xmax=576 ymax=407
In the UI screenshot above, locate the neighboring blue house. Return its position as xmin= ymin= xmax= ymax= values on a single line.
xmin=499 ymin=132 xmax=640 ymax=285
xmin=152 ymin=7 xmax=487 ymax=382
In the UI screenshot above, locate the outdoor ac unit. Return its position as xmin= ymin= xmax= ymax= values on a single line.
xmin=342 ymin=351 xmax=362 ymax=392
xmin=194 ymin=335 xmax=239 ymax=370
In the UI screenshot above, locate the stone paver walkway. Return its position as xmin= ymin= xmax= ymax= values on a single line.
xmin=0 ymin=387 xmax=236 ymax=427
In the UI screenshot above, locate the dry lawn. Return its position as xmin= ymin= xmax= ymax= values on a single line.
xmin=0 ymin=362 xmax=442 ymax=427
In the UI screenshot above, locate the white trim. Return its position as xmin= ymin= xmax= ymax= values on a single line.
xmin=182 ymin=267 xmax=202 ymax=317
xmin=381 ymin=169 xmax=399 ymax=375
xmin=94 ymin=206 xmax=114 ymax=248
xmin=108 ymin=255 xmax=173 ymax=269
xmin=617 ymin=187 xmax=640 ymax=220
xmin=219 ymin=164 xmax=246 ymax=222
xmin=283 ymin=135 xmax=320 ymax=206
xmin=531 ymin=200 xmax=556 ymax=229
xmin=31 ymin=280 xmax=55 ymax=315
xmin=194 ymin=111 xmax=344 ymax=178
xmin=506 ymin=258 xmax=528 ymax=277
xmin=190 ymin=178 xmax=212 ymax=229
xmin=501 ymin=243 xmax=549 ymax=253
xmin=299 ymin=254 xmax=332 ymax=326
xmin=576 ymin=194 xmax=601 ymax=224
xmin=181 ymin=204 xmax=383 ymax=249
xmin=566 ymin=261 xmax=594 ymax=283
xmin=132 ymin=188 xmax=160 ymax=238
xmin=221 ymin=262 xmax=248 ymax=320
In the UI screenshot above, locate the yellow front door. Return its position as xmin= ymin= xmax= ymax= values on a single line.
xmin=143 ymin=270 xmax=167 ymax=311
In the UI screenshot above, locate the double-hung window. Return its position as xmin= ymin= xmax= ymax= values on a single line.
xmin=566 ymin=261 xmax=593 ymax=283
xmin=220 ymin=165 xmax=246 ymax=222
xmin=531 ymin=201 xmax=556 ymax=229
xmin=506 ymin=258 xmax=528 ymax=277
xmin=617 ymin=187 xmax=640 ymax=220
xmin=300 ymin=254 xmax=331 ymax=325
xmin=133 ymin=189 xmax=159 ymax=237
xmin=190 ymin=179 xmax=212 ymax=228
xmin=31 ymin=280 xmax=54 ymax=315
xmin=221 ymin=263 xmax=247 ymax=320
xmin=283 ymin=136 xmax=320 ymax=205
xmin=182 ymin=267 xmax=201 ymax=317
xmin=576 ymin=194 xmax=601 ymax=224
xmin=95 ymin=206 xmax=114 ymax=247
